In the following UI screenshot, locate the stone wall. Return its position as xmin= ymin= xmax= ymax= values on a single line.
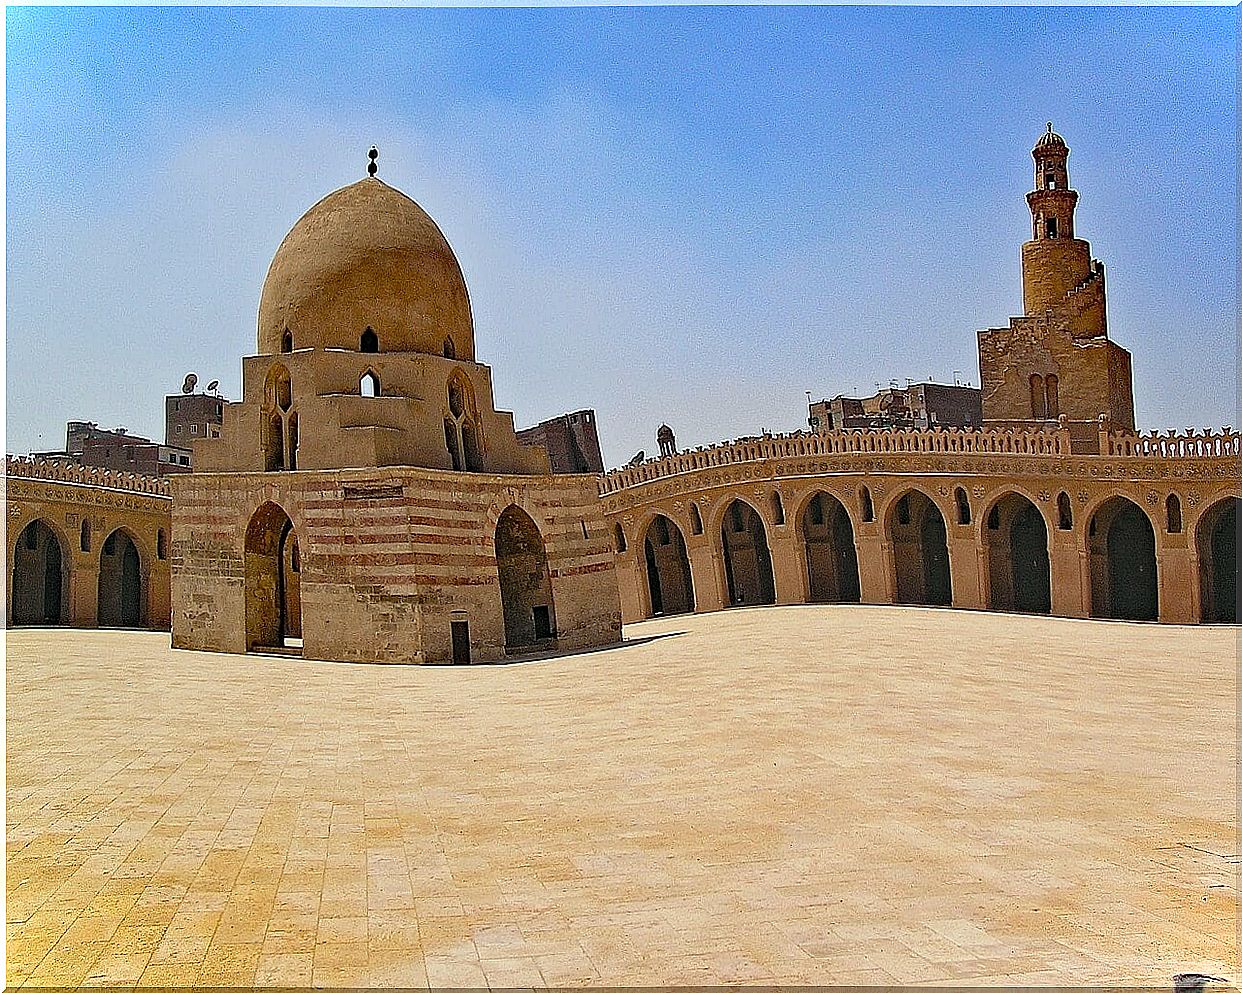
xmin=6 ymin=457 xmax=172 ymax=629
xmin=600 ymin=426 xmax=1240 ymax=626
xmin=171 ymin=465 xmax=621 ymax=663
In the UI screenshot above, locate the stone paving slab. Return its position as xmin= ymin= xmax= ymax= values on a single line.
xmin=5 ymin=606 xmax=1237 ymax=988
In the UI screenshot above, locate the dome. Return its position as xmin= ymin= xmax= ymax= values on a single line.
xmin=1034 ymin=122 xmax=1067 ymax=151
xmin=257 ymin=176 xmax=474 ymax=360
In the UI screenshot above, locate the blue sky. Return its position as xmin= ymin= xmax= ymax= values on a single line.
xmin=6 ymin=6 xmax=1235 ymax=466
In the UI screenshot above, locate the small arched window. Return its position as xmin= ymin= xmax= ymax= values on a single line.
xmin=1166 ymin=494 xmax=1182 ymax=534
xmin=157 ymin=529 xmax=167 ymax=560
xmin=360 ymin=371 xmax=379 ymax=397
xmin=1057 ymin=491 xmax=1073 ymax=530
xmin=80 ymin=518 xmax=92 ymax=553
xmin=361 ymin=328 xmax=378 ymax=353
xmin=1045 ymin=374 xmax=1060 ymax=418
xmin=1030 ymin=374 xmax=1046 ymax=419
xmin=770 ymin=491 xmax=785 ymax=526
xmin=860 ymin=486 xmax=874 ymax=523
xmin=954 ymin=487 xmax=970 ymax=525
xmin=442 ymin=336 xmax=456 ymax=360
xmin=689 ymin=503 xmax=703 ymax=535
xmin=287 ymin=413 xmax=299 ymax=470
xmin=281 ymin=329 xmax=293 ymax=353
xmin=614 ymin=523 xmax=627 ymax=554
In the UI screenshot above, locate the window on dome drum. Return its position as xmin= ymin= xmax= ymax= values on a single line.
xmin=442 ymin=337 xmax=456 ymax=360
xmin=1166 ymin=494 xmax=1182 ymax=534
xmin=361 ymin=328 xmax=378 ymax=353
xmin=360 ymin=371 xmax=379 ymax=397
xmin=281 ymin=330 xmax=292 ymax=353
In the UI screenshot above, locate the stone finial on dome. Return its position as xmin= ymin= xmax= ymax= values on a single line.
xmin=1035 ymin=122 xmax=1067 ymax=151
xmin=367 ymin=145 xmax=379 ymax=177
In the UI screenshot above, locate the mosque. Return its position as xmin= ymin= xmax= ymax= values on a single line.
xmin=7 ymin=127 xmax=1239 ymax=651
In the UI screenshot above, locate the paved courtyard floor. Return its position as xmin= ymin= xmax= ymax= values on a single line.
xmin=5 ymin=606 xmax=1237 ymax=988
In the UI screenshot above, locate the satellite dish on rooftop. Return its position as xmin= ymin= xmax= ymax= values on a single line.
xmin=206 ymin=380 xmax=219 ymax=394
xmin=181 ymin=373 xmax=198 ymax=394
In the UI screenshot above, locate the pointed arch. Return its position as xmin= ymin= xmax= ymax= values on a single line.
xmin=887 ymin=488 xmax=950 ymax=606
xmin=245 ymin=502 xmax=302 ymax=650
xmin=11 ymin=519 xmax=68 ymax=625
xmin=720 ymin=499 xmax=775 ymax=607
xmin=643 ymin=514 xmax=694 ymax=617
xmin=495 ymin=505 xmax=556 ymax=649
xmin=1196 ymin=497 xmax=1237 ymax=623
xmin=1088 ymin=496 xmax=1157 ymax=621
xmin=360 ymin=327 xmax=378 ymax=353
xmin=1165 ymin=493 xmax=1182 ymax=534
xmin=98 ymin=528 xmax=146 ymax=628
xmin=801 ymin=491 xmax=860 ymax=603
xmin=981 ymin=492 xmax=1050 ymax=614
xmin=954 ymin=486 xmax=971 ymax=525
xmin=360 ymin=370 xmax=380 ymax=397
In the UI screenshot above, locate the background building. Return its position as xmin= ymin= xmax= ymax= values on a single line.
xmin=516 ymin=409 xmax=605 ymax=474
xmin=809 ymin=382 xmax=982 ymax=432
xmin=166 ymin=392 xmax=224 ymax=446
xmin=31 ymin=421 xmax=192 ymax=477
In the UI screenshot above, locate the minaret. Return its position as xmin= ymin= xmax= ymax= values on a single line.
xmin=1019 ymin=123 xmax=1106 ymax=339
xmin=977 ymin=124 xmax=1134 ymax=443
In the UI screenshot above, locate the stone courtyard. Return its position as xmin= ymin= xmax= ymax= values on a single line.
xmin=6 ymin=607 xmax=1237 ymax=988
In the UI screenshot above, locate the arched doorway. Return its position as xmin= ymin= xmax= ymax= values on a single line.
xmin=801 ymin=492 xmax=860 ymax=603
xmin=983 ymin=494 xmax=1051 ymax=614
xmin=245 ymin=503 xmax=302 ymax=650
xmin=643 ymin=514 xmax=694 ymax=617
xmin=97 ymin=529 xmax=144 ymax=627
xmin=720 ymin=500 xmax=775 ymax=606
xmin=1089 ymin=497 xmax=1157 ymax=621
xmin=11 ymin=520 xmax=67 ymax=625
xmin=1196 ymin=497 xmax=1237 ymax=623
xmin=495 ymin=506 xmax=556 ymax=650
xmin=888 ymin=490 xmax=951 ymax=606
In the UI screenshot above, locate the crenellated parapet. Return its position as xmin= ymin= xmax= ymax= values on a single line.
xmin=5 ymin=455 xmax=171 ymax=497
xmin=601 ymin=425 xmax=1073 ymax=495
xmin=1103 ymin=428 xmax=1240 ymax=459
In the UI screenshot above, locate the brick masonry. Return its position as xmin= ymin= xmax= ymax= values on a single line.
xmin=170 ymin=465 xmax=621 ymax=663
